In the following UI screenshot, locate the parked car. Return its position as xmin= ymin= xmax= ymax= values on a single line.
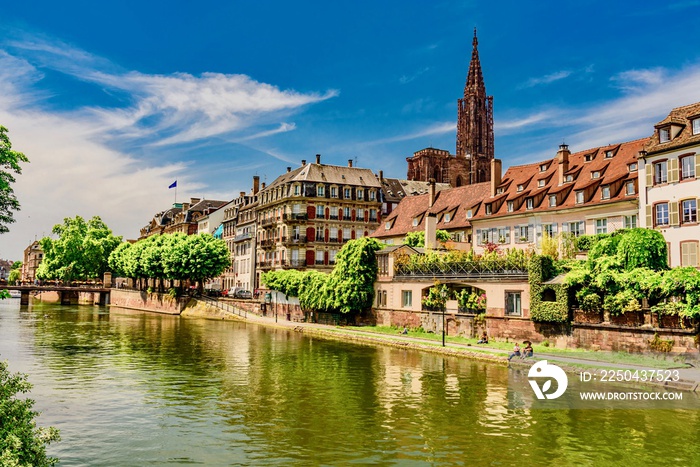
xmin=234 ymin=289 xmax=252 ymax=299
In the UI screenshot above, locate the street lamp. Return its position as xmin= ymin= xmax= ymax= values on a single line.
xmin=441 ymin=288 xmax=447 ymax=347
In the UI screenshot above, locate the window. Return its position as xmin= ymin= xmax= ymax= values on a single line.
xmin=369 ymin=209 xmax=377 ymax=221
xmin=682 ymin=199 xmax=697 ymax=224
xmin=601 ymin=186 xmax=610 ymax=200
xmin=316 ymin=205 xmax=324 ymax=218
xmin=505 ymin=292 xmax=522 ymax=316
xmin=549 ymin=195 xmax=557 ymax=207
xmin=681 ymin=241 xmax=699 ymax=267
xmin=466 ymin=209 xmax=473 ymax=219
xmin=526 ymin=198 xmax=533 ymax=210
xmin=628 ymin=163 xmax=638 ymax=172
xmin=507 ymin=201 xmax=514 ymax=212
xmin=655 ymin=203 xmax=669 ymax=226
xmin=412 ymin=218 xmax=419 ymax=227
xmin=316 ymin=250 xmax=324 ymax=264
xmin=496 ymin=187 xmax=504 ymax=194
xmin=357 ymin=208 xmax=364 ymax=219
xmin=329 ymin=227 xmax=338 ymax=241
xmin=356 ymin=189 xmax=364 ymax=200
xmin=681 ymin=156 xmax=696 ymax=180
xmin=693 ymin=118 xmax=700 ymax=135
xmin=369 ymin=190 xmax=376 ymax=201
xmin=624 ymin=215 xmax=637 ymax=229
xmin=344 ymin=188 xmax=352 ymax=199
xmin=595 ymin=218 xmax=607 ymax=234
xmin=591 ymin=171 xmax=600 ymax=179
xmin=294 ymin=185 xmax=300 ymax=196
xmin=605 ymin=150 xmax=614 ymax=159
xmin=330 ymin=206 xmax=338 ymax=219
xmin=485 ymin=203 xmax=492 ymax=215
xmin=543 ymin=223 xmax=556 ymax=237
xmin=568 ymin=221 xmax=584 ymax=237
xmin=625 ymin=181 xmax=635 ymax=195
xmin=576 ymin=191 xmax=584 ymax=204
xmin=517 ymin=184 xmax=524 ymax=192
xmin=540 ymin=164 xmax=548 ymax=172
xmin=517 ymin=225 xmax=531 ymax=243
xmin=330 ymin=186 xmax=338 ymax=198
xmin=344 ymin=207 xmax=351 ymax=218
xmin=444 ymin=213 xmax=451 ymax=223
xmin=565 ymin=174 xmax=573 ymax=183
xmin=317 ymin=185 xmax=325 ymax=197
xmin=538 ymin=179 xmax=545 ymax=188
xmin=585 ymin=154 xmax=594 ymax=162
xmin=654 ymin=161 xmax=668 ymax=185
xmin=344 ymin=227 xmax=351 ymax=239
xmin=659 ymin=127 xmax=670 ymax=143
xmin=385 ymin=221 xmax=391 ymax=230
xmin=402 ymin=290 xmax=412 ymax=308
xmin=498 ymin=227 xmax=510 ymax=244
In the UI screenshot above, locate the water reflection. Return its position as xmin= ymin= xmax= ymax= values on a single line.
xmin=0 ymin=299 xmax=698 ymax=465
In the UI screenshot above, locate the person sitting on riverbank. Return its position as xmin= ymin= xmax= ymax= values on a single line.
xmin=477 ymin=332 xmax=488 ymax=344
xmin=522 ymin=342 xmax=533 ymax=358
xmin=508 ymin=343 xmax=521 ymax=361
xmin=400 ymin=326 xmax=408 ymax=335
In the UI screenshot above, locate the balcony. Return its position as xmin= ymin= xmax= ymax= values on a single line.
xmin=369 ymin=217 xmax=378 ymax=223
xmin=284 ymin=235 xmax=308 ymax=246
xmin=260 ymin=239 xmax=276 ymax=249
xmin=284 ymin=213 xmax=308 ymax=222
xmin=281 ymin=259 xmax=306 ymax=269
xmin=259 ymin=261 xmax=273 ymax=269
xmin=315 ymin=260 xmax=325 ymax=265
xmin=328 ymin=237 xmax=340 ymax=243
xmin=261 ymin=218 xmax=276 ymax=227
xmin=329 ymin=215 xmax=339 ymax=220
xmin=233 ymin=232 xmax=253 ymax=243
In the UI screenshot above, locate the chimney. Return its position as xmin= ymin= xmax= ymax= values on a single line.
xmin=287 ymin=167 xmax=291 ymax=173
xmin=490 ymin=158 xmax=502 ymax=197
xmin=348 ymin=159 xmax=353 ymax=168
xmin=253 ymin=176 xmax=260 ymax=195
xmin=379 ymin=170 xmax=384 ymax=183
xmin=557 ymin=143 xmax=571 ymax=186
xmin=182 ymin=203 xmax=190 ymax=212
xmin=190 ymin=197 xmax=201 ymax=205
xmin=261 ymin=182 xmax=266 ymax=190
xmin=316 ymin=154 xmax=321 ymax=164
xmin=240 ymin=191 xmax=246 ymax=198
xmin=302 ymin=159 xmax=306 ymax=166
xmin=425 ymin=213 xmax=438 ymax=250
xmin=428 ymin=178 xmax=436 ymax=208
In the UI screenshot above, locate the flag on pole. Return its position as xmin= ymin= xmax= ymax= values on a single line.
xmin=169 ymin=181 xmax=177 ymax=189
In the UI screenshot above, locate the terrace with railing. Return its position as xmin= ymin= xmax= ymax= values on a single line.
xmin=393 ymin=251 xmax=530 ymax=281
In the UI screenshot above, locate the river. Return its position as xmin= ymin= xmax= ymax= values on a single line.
xmin=0 ymin=299 xmax=698 ymax=466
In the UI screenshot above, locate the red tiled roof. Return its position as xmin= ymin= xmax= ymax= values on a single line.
xmin=470 ymin=138 xmax=647 ymax=222
xmin=645 ymin=101 xmax=700 ymax=154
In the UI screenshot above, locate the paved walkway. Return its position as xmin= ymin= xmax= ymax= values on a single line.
xmin=206 ymin=301 xmax=700 ymax=389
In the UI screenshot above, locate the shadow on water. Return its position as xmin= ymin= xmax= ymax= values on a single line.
xmin=1 ymin=299 xmax=699 ymax=465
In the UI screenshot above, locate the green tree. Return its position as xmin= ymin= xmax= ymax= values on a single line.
xmin=164 ymin=234 xmax=229 ymax=292
xmin=616 ymin=228 xmax=668 ymax=271
xmin=37 ymin=216 xmax=122 ymax=282
xmin=0 ymin=360 xmax=60 ymax=466
xmin=404 ymin=230 xmax=450 ymax=248
xmin=7 ymin=261 xmax=21 ymax=285
xmin=326 ymin=237 xmax=383 ymax=314
xmin=0 ymin=126 xmax=29 ymax=234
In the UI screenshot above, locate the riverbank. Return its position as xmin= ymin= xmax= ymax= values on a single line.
xmin=182 ymin=298 xmax=700 ymax=392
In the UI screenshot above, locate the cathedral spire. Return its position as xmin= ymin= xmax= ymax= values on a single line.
xmin=465 ymin=27 xmax=485 ymax=95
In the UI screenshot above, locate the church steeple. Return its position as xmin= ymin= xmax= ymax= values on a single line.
xmin=457 ymin=28 xmax=494 ymax=184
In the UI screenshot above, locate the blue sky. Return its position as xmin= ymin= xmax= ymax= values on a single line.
xmin=2 ymin=0 xmax=700 ymax=257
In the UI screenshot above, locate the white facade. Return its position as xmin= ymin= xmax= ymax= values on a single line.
xmin=197 ymin=206 xmax=226 ymax=235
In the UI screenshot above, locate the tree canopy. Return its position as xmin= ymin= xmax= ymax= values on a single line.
xmin=37 ymin=216 xmax=122 ymax=282
xmin=404 ymin=230 xmax=450 ymax=248
xmin=0 ymin=126 xmax=29 ymax=234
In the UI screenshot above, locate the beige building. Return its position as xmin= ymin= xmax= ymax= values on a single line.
xmin=255 ymin=154 xmax=382 ymax=283
xmin=469 ymin=139 xmax=646 ymax=254
xmin=140 ymin=198 xmax=228 ymax=239
xmin=639 ymin=102 xmax=700 ymax=267
xmin=21 ymin=241 xmax=43 ymax=283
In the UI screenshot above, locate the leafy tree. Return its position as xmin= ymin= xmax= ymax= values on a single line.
xmin=404 ymin=230 xmax=450 ymax=248
xmin=164 ymin=234 xmax=229 ymax=292
xmin=616 ymin=228 xmax=668 ymax=271
xmin=326 ymin=237 xmax=383 ymax=314
xmin=37 ymin=216 xmax=122 ymax=282
xmin=0 ymin=360 xmax=60 ymax=466
xmin=107 ymin=242 xmax=132 ymax=278
xmin=0 ymin=126 xmax=29 ymax=234
xmin=7 ymin=262 xmax=21 ymax=285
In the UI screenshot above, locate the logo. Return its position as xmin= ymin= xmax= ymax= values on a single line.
xmin=528 ymin=360 xmax=568 ymax=400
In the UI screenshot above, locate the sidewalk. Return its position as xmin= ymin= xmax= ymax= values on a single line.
xmin=204 ymin=300 xmax=700 ymax=391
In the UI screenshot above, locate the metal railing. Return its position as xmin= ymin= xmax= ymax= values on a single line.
xmin=395 ymin=259 xmax=528 ymax=280
xmin=199 ymin=294 xmax=248 ymax=319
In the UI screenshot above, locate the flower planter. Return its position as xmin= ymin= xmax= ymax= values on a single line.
xmin=651 ymin=314 xmax=696 ymax=329
xmin=609 ymin=310 xmax=645 ymax=327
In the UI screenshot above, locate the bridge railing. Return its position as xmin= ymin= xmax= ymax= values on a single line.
xmin=199 ymin=295 xmax=248 ymax=319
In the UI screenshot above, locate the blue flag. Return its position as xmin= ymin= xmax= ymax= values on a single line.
xmin=169 ymin=180 xmax=177 ymax=189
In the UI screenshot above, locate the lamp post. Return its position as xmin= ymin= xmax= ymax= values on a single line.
xmin=441 ymin=289 xmax=447 ymax=347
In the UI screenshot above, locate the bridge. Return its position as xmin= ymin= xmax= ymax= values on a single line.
xmin=4 ymin=285 xmax=111 ymax=306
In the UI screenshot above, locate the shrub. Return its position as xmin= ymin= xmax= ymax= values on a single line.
xmin=616 ymin=228 xmax=668 ymax=271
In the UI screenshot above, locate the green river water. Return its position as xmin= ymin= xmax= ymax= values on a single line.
xmin=0 ymin=299 xmax=698 ymax=466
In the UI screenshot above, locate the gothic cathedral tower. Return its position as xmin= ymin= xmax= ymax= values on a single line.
xmin=406 ymin=29 xmax=493 ymax=187
xmin=456 ymin=29 xmax=494 ymax=184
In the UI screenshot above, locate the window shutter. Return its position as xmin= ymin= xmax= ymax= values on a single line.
xmin=552 ymin=223 xmax=558 ymax=234
xmin=645 ymin=164 xmax=653 ymax=187
xmin=324 ymin=229 xmax=329 ymax=243
xmin=351 ymin=230 xmax=356 ymax=239
xmin=306 ymin=227 xmax=315 ymax=240
xmin=696 ymin=155 xmax=700 ymax=179
xmin=476 ymin=229 xmax=482 ymax=245
xmin=307 ymin=205 xmax=315 ymax=219
xmin=668 ymin=158 xmax=679 ymax=183
xmin=561 ymin=223 xmax=568 ymax=232
xmin=338 ymin=209 xmax=343 ymax=221
xmin=670 ymin=201 xmax=679 ymax=226
xmin=528 ymin=225 xmax=535 ymax=242
xmin=351 ymin=209 xmax=356 ymax=221
xmin=646 ymin=205 xmax=653 ymax=228
xmin=305 ymin=250 xmax=315 ymax=266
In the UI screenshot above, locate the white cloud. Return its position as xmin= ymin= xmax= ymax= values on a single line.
xmin=365 ymin=121 xmax=454 ymax=145
xmin=519 ymin=70 xmax=572 ymax=89
xmin=610 ymin=67 xmax=665 ymax=91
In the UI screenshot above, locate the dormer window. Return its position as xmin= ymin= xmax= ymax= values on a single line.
xmin=330 ymin=186 xmax=338 ymax=198
xmin=444 ymin=213 xmax=451 ymax=223
xmin=539 ymin=164 xmax=548 ymax=172
xmin=526 ymin=198 xmax=534 ymax=210
xmin=485 ymin=204 xmax=492 ymax=215
xmin=576 ymin=191 xmax=584 ymax=204
xmin=605 ymin=150 xmax=614 ymax=159
xmin=412 ymin=218 xmax=419 ymax=227
xmin=357 ymin=189 xmax=364 ymax=200
xmin=585 ymin=154 xmax=594 ymax=162
xmin=659 ymin=127 xmax=670 ymax=143
xmin=517 ymin=184 xmax=524 ymax=192
xmin=628 ymin=163 xmax=638 ymax=172
xmin=537 ymin=179 xmax=545 ymax=188
xmin=496 ymin=187 xmax=504 ymax=195
xmin=385 ymin=221 xmax=391 ymax=230
xmin=693 ymin=118 xmax=700 ymax=135
xmin=317 ymin=185 xmax=325 ymax=197
xmin=549 ymin=195 xmax=557 ymax=207
xmin=591 ymin=171 xmax=600 ymax=179
xmin=625 ymin=181 xmax=635 ymax=195
xmin=507 ymin=201 xmax=514 ymax=212
xmin=564 ymin=174 xmax=573 ymax=183
xmin=601 ymin=186 xmax=610 ymax=200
